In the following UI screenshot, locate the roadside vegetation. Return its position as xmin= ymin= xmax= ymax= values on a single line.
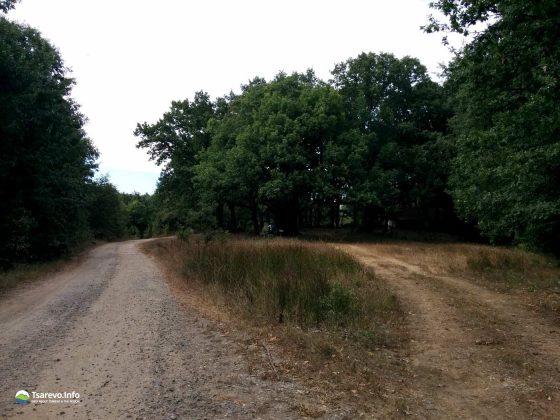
xmin=0 ymin=240 xmax=97 ymax=292
xmin=143 ymin=237 xmax=405 ymax=400
xmin=0 ymin=260 xmax=65 ymax=291
xmin=365 ymin=242 xmax=560 ymax=318
xmin=367 ymin=243 xmax=560 ymax=291
xmin=0 ymin=184 xmax=156 ymax=289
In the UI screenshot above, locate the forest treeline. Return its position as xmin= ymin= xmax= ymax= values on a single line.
xmin=0 ymin=1 xmax=153 ymax=267
xmin=136 ymin=0 xmax=559 ymax=253
xmin=136 ymin=59 xmax=455 ymax=237
xmin=1 ymin=0 xmax=559 ymax=268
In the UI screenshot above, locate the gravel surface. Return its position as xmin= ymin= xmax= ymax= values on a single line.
xmin=0 ymin=241 xmax=316 ymax=419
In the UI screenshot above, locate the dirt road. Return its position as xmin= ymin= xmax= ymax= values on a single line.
xmin=0 ymin=241 xmax=318 ymax=419
xmin=342 ymin=244 xmax=560 ymax=419
xmin=3 ymin=240 xmax=560 ymax=419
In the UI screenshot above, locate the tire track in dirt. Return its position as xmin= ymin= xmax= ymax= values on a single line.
xmin=342 ymin=244 xmax=560 ymax=419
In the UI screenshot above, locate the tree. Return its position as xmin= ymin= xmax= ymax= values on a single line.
xmin=0 ymin=18 xmax=98 ymax=266
xmin=0 ymin=0 xmax=18 ymax=13
xmin=331 ymin=52 xmax=453 ymax=230
xmin=428 ymin=0 xmax=560 ymax=251
xmin=87 ymin=177 xmax=127 ymax=240
xmin=135 ymin=91 xmax=218 ymax=230
xmin=196 ymin=72 xmax=346 ymax=235
xmin=124 ymin=195 xmax=154 ymax=238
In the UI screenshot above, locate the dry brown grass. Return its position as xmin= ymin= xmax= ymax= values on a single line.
xmin=365 ymin=242 xmax=559 ymax=289
xmin=0 ymin=260 xmax=64 ymax=291
xmin=141 ymin=237 xmax=407 ymax=413
xmin=0 ymin=241 xmax=103 ymax=292
xmin=359 ymin=241 xmax=560 ymax=319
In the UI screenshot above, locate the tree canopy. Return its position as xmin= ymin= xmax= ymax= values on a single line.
xmin=0 ymin=0 xmax=18 ymax=13
xmin=429 ymin=0 xmax=560 ymax=251
xmin=137 ymin=54 xmax=458 ymax=237
xmin=0 ymin=18 xmax=99 ymax=266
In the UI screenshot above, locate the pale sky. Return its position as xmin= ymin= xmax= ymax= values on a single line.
xmin=10 ymin=0 xmax=459 ymax=194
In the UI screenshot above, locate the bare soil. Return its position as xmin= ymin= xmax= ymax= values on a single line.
xmin=2 ymin=239 xmax=559 ymax=419
xmin=339 ymin=243 xmax=560 ymax=419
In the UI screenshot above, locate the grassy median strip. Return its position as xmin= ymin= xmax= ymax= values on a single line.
xmin=147 ymin=237 xmax=399 ymax=330
xmin=185 ymin=239 xmax=394 ymax=327
xmin=143 ymin=237 xmax=404 ymax=402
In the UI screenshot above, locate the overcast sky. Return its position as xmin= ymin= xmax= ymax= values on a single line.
xmin=10 ymin=0 xmax=459 ymax=194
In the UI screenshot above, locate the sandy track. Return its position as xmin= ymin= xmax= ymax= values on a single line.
xmin=342 ymin=244 xmax=560 ymax=419
xmin=0 ymin=241 xmax=312 ymax=419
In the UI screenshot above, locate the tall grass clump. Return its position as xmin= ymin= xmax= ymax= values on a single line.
xmin=369 ymin=242 xmax=560 ymax=292
xmin=462 ymin=246 xmax=560 ymax=290
xmin=181 ymin=239 xmax=394 ymax=328
xmin=0 ymin=260 xmax=64 ymax=291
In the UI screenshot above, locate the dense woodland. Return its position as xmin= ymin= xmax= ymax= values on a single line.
xmin=1 ymin=0 xmax=559 ymax=269
xmin=137 ymin=1 xmax=559 ymax=252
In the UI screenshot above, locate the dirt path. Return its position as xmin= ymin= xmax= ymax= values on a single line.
xmin=341 ymin=244 xmax=560 ymax=419
xmin=0 ymin=240 xmax=322 ymax=419
xmin=3 ymin=240 xmax=559 ymax=419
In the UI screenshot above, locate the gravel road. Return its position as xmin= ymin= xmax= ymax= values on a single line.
xmin=0 ymin=241 xmax=309 ymax=419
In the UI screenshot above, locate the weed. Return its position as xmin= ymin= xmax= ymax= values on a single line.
xmin=180 ymin=239 xmax=377 ymax=327
xmin=0 ymin=260 xmax=64 ymax=291
xmin=368 ymin=242 xmax=560 ymax=292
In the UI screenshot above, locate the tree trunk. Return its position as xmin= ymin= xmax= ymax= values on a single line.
xmin=227 ymin=202 xmax=237 ymax=231
xmin=216 ymin=203 xmax=224 ymax=229
xmin=273 ymin=196 xmax=299 ymax=236
xmin=250 ymin=204 xmax=260 ymax=235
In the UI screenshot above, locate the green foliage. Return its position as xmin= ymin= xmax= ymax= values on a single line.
xmin=135 ymin=92 xmax=218 ymax=232
xmin=331 ymin=53 xmax=454 ymax=228
xmin=0 ymin=0 xmax=18 ymax=13
xmin=137 ymin=59 xmax=454 ymax=237
xmin=0 ymin=18 xmax=98 ymax=267
xmin=121 ymin=193 xmax=155 ymax=238
xmin=318 ymin=283 xmax=360 ymax=324
xmin=424 ymin=0 xmax=499 ymax=37
xmin=196 ymin=71 xmax=346 ymax=235
xmin=87 ymin=177 xmax=127 ymax=240
xmin=176 ymin=227 xmax=193 ymax=242
xmin=429 ymin=0 xmax=560 ymax=252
